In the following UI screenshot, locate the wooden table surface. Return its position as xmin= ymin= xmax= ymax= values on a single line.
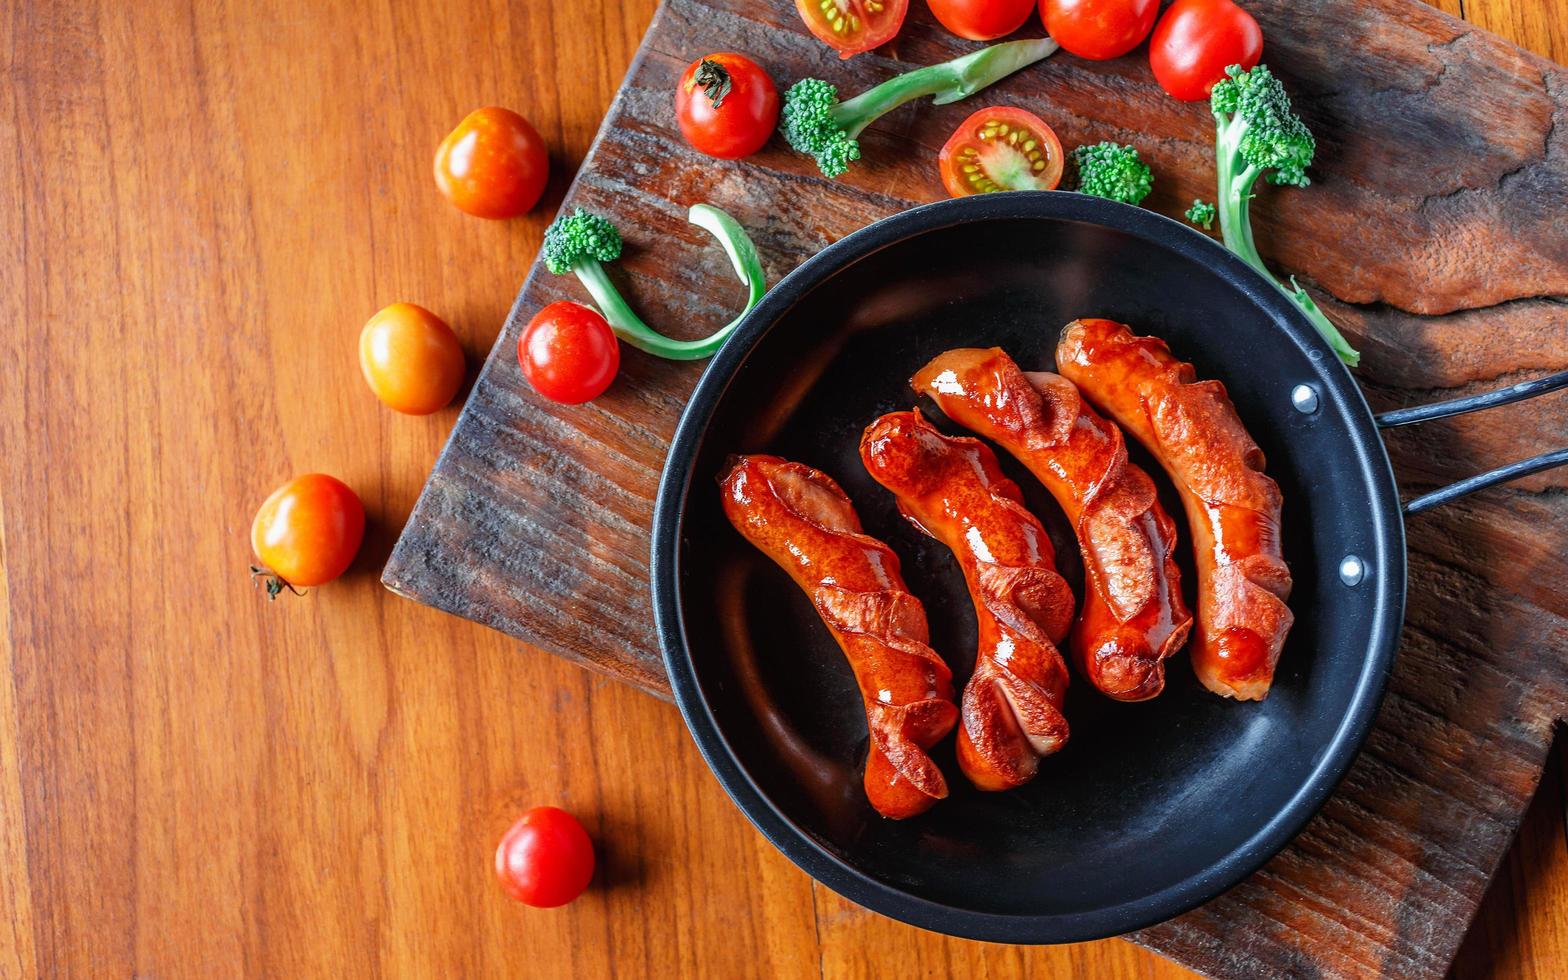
xmin=2 ymin=0 xmax=1564 ymax=977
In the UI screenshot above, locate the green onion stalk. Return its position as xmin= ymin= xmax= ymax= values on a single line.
xmin=542 ymin=204 xmax=766 ymax=360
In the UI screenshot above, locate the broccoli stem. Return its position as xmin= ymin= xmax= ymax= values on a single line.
xmin=830 ymin=38 xmax=1059 ymax=140
xmin=1215 ymin=112 xmax=1361 ymax=367
xmin=570 ymin=204 xmax=766 ymax=361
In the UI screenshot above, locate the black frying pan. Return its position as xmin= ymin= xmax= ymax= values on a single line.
xmin=649 ymin=193 xmax=1568 ymax=943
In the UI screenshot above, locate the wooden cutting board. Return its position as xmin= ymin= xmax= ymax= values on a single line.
xmin=383 ymin=0 xmax=1568 ymax=975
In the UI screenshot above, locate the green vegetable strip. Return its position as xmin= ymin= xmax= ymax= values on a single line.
xmin=687 ymin=204 xmax=766 ymax=311
xmin=572 ymin=204 xmax=766 ymax=360
xmin=831 ymin=38 xmax=1060 ymax=139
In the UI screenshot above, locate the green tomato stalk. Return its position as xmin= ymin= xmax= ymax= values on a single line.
xmin=782 ymin=38 xmax=1060 ymax=178
xmin=541 ymin=205 xmax=766 ymax=360
xmin=1209 ymin=64 xmax=1360 ymax=366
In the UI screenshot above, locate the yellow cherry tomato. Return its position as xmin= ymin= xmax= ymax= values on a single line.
xmin=358 ymin=303 xmax=466 ymax=415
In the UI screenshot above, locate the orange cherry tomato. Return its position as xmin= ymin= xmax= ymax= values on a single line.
xmin=433 ymin=107 xmax=549 ymax=219
xmin=359 ymin=303 xmax=467 ymax=415
xmin=250 ymin=474 xmax=365 ymax=596
xmin=938 ymin=106 xmax=1064 ymax=197
xmin=495 ymin=806 xmax=596 ymax=908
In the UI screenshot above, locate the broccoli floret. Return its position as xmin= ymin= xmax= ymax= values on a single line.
xmin=542 ymin=209 xmax=622 ymax=274
xmin=781 ymin=38 xmax=1059 ymax=178
xmin=1072 ymin=142 xmax=1153 ymax=205
xmin=781 ymin=78 xmax=860 ymax=178
xmin=1209 ymin=64 xmax=1359 ymax=365
xmin=1185 ymin=199 xmax=1216 ymax=229
xmin=537 ymin=205 xmax=766 ymax=361
xmin=1212 ymin=64 xmax=1316 ymax=188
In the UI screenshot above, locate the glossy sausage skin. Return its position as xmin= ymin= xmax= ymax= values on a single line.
xmin=719 ymin=455 xmax=959 ymax=818
xmin=860 ymin=411 xmax=1072 ymax=791
xmin=1057 ymin=319 xmax=1293 ymax=700
xmin=913 ymin=349 xmax=1192 ymax=701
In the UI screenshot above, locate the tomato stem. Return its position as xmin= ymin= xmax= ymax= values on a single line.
xmin=693 ymin=59 xmax=732 ymax=109
xmin=250 ymin=565 xmax=305 ymax=601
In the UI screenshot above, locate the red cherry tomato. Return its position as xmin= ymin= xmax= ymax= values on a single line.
xmin=495 ymin=806 xmax=596 ymax=908
xmin=674 ymin=53 xmax=780 ymax=159
xmin=794 ymin=0 xmax=909 ymax=59
xmin=519 ymin=301 xmax=619 ymax=404
xmin=433 ymin=107 xmax=549 ymax=219
xmin=1040 ymin=0 xmax=1158 ymax=60
xmin=938 ymin=106 xmax=1064 ymax=197
xmin=1149 ymin=0 xmax=1263 ymax=101
xmin=925 ymin=0 xmax=1034 ymax=40
xmin=250 ymin=474 xmax=366 ymax=594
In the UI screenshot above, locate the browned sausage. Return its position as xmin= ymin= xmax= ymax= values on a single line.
xmin=1057 ymin=319 xmax=1292 ymax=700
xmin=913 ymin=348 xmax=1192 ymax=701
xmin=860 ymin=411 xmax=1073 ymax=791
xmin=719 ymin=455 xmax=958 ymax=818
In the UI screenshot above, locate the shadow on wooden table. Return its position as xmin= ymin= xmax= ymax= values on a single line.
xmin=1452 ymin=732 xmax=1568 ymax=979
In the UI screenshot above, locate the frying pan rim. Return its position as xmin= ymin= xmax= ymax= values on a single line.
xmin=651 ymin=191 xmax=1407 ymax=944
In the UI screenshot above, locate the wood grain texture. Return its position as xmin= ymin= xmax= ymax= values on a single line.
xmin=380 ymin=0 xmax=1568 ymax=976
xmin=0 ymin=0 xmax=1563 ymax=978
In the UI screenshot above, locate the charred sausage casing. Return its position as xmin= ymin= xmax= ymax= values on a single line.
xmin=719 ymin=455 xmax=958 ymax=818
xmin=1057 ymin=319 xmax=1292 ymax=700
xmin=913 ymin=348 xmax=1192 ymax=701
xmin=860 ymin=411 xmax=1073 ymax=791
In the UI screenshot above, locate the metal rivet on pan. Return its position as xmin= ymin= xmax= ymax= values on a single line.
xmin=1339 ymin=555 xmax=1365 ymax=586
xmin=1291 ymin=384 xmax=1320 ymax=415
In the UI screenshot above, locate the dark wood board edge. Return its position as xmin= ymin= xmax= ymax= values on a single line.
xmin=381 ymin=2 xmax=677 ymax=702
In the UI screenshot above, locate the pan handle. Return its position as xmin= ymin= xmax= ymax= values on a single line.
xmin=1374 ymin=370 xmax=1568 ymax=427
xmin=1402 ymin=448 xmax=1568 ymax=514
xmin=1372 ymin=369 xmax=1568 ymax=514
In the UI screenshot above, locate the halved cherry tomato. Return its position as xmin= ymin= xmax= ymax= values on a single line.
xmin=359 ymin=303 xmax=466 ymax=415
xmin=519 ymin=301 xmax=619 ymax=404
xmin=1149 ymin=0 xmax=1262 ymax=102
xmin=794 ymin=0 xmax=909 ymax=59
xmin=433 ymin=107 xmax=549 ymax=219
xmin=938 ymin=107 xmax=1064 ymax=197
xmin=250 ymin=474 xmax=365 ymax=596
xmin=495 ymin=806 xmax=596 ymax=908
xmin=675 ymin=53 xmax=780 ymax=160
xmin=1041 ymin=0 xmax=1158 ymax=60
xmin=926 ymin=0 xmax=1034 ymax=41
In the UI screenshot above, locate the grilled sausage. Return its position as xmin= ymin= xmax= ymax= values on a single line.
xmin=860 ymin=411 xmax=1073 ymax=791
xmin=1057 ymin=319 xmax=1292 ymax=700
xmin=913 ymin=348 xmax=1192 ymax=701
xmin=719 ymin=455 xmax=959 ymax=818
